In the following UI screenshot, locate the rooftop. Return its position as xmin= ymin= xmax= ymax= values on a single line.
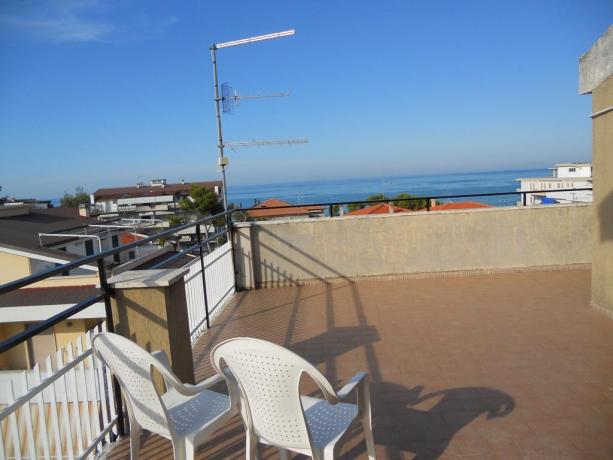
xmin=429 ymin=201 xmax=491 ymax=211
xmin=93 ymin=181 xmax=223 ymax=201
xmin=0 ymin=206 xmax=100 ymax=260
xmin=107 ymin=267 xmax=613 ymax=459
xmin=347 ymin=203 xmax=410 ymax=215
xmin=0 ymin=285 xmax=98 ymax=308
xmin=247 ymin=198 xmax=326 ymax=219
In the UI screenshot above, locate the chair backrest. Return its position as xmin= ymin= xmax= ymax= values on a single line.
xmin=92 ymin=333 xmax=170 ymax=436
xmin=211 ymin=337 xmax=338 ymax=450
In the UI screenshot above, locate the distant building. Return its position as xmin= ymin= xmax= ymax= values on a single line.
xmin=347 ymin=203 xmax=410 ymax=215
xmin=0 ymin=198 xmax=53 ymax=209
xmin=517 ymin=163 xmax=593 ymax=206
xmin=429 ymin=201 xmax=492 ymax=211
xmin=91 ymin=178 xmax=223 ymax=221
xmin=247 ymin=198 xmax=326 ymax=220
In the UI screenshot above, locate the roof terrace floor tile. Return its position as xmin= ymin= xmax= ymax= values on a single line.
xmin=107 ymin=268 xmax=613 ymax=459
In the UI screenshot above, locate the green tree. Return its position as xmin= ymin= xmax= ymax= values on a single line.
xmin=179 ymin=185 xmax=223 ymax=216
xmin=347 ymin=193 xmax=387 ymax=212
xmin=61 ymin=186 xmax=90 ymax=208
xmin=392 ymin=193 xmax=428 ymax=210
xmin=168 ymin=215 xmax=189 ymax=227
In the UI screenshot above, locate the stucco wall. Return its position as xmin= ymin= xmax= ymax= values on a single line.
xmin=0 ymin=252 xmax=31 ymax=284
xmin=234 ymin=204 xmax=592 ymax=289
xmin=591 ymin=74 xmax=613 ymax=315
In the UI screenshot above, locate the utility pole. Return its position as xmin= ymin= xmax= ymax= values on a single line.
xmin=210 ymin=45 xmax=229 ymax=212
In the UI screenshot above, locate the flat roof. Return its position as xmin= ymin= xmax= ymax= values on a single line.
xmin=0 ymin=207 xmax=101 ymax=260
xmin=516 ymin=177 xmax=593 ymax=182
xmin=0 ymin=285 xmax=99 ymax=308
xmin=93 ymin=181 xmax=222 ymax=201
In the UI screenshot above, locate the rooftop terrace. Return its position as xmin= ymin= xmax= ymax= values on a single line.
xmin=107 ymin=267 xmax=613 ymax=459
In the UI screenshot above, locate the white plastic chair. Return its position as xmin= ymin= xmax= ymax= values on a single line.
xmin=211 ymin=337 xmax=376 ymax=460
xmin=92 ymin=332 xmax=239 ymax=460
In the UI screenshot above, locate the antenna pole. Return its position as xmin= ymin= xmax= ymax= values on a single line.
xmin=210 ymin=45 xmax=229 ymax=212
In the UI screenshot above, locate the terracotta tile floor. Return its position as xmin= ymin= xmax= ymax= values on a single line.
xmin=108 ymin=268 xmax=613 ymax=459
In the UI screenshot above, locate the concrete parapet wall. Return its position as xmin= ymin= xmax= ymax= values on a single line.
xmin=234 ymin=204 xmax=592 ymax=289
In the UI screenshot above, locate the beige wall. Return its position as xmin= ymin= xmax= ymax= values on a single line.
xmin=591 ymin=74 xmax=613 ymax=315
xmin=0 ymin=252 xmax=31 ymax=284
xmin=0 ymin=323 xmax=30 ymax=370
xmin=234 ymin=204 xmax=592 ymax=289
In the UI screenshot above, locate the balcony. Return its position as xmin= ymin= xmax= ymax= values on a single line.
xmin=1 ymin=198 xmax=611 ymax=460
xmin=103 ymin=266 xmax=613 ymax=459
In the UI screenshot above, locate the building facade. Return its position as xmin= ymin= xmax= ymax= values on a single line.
xmin=516 ymin=163 xmax=593 ymax=206
xmin=91 ymin=178 xmax=223 ymax=223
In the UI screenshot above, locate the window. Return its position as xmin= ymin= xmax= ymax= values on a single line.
xmin=85 ymin=240 xmax=94 ymax=256
xmin=569 ymin=167 xmax=576 ymax=172
xmin=112 ymin=235 xmax=120 ymax=263
xmin=129 ymin=251 xmax=135 ymax=260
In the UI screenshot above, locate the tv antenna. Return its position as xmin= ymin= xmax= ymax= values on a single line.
xmin=210 ymin=29 xmax=298 ymax=211
xmin=224 ymin=139 xmax=308 ymax=150
xmin=221 ymin=83 xmax=290 ymax=114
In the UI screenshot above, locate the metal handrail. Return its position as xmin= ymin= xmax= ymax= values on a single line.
xmin=233 ymin=188 xmax=594 ymax=212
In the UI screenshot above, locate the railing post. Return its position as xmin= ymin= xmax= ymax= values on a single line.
xmin=329 ymin=204 xmax=334 ymax=217
xmin=227 ymin=212 xmax=239 ymax=291
xmin=196 ymin=224 xmax=211 ymax=329
xmin=97 ymin=259 xmax=126 ymax=439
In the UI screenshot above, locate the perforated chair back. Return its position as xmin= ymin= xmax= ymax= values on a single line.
xmin=211 ymin=337 xmax=338 ymax=450
xmin=92 ymin=333 xmax=170 ymax=436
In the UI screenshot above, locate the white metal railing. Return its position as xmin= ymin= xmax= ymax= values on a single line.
xmin=184 ymin=241 xmax=236 ymax=342
xmin=0 ymin=323 xmax=117 ymax=460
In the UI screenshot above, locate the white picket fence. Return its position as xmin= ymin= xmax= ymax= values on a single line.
xmin=0 ymin=323 xmax=117 ymax=460
xmin=184 ymin=241 xmax=236 ymax=342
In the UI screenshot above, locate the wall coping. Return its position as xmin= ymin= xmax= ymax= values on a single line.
xmin=234 ymin=203 xmax=592 ymax=228
xmin=107 ymin=267 xmax=189 ymax=288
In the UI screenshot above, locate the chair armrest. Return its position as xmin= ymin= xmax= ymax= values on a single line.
xmin=151 ymin=350 xmax=171 ymax=371
xmin=338 ymin=371 xmax=368 ymax=400
xmin=182 ymin=373 xmax=226 ymax=394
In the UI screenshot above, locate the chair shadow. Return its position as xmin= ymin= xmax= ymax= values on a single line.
xmin=362 ymin=382 xmax=514 ymax=460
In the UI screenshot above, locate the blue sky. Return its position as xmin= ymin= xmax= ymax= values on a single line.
xmin=0 ymin=0 xmax=611 ymax=199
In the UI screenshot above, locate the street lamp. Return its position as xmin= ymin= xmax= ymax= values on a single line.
xmin=210 ymin=29 xmax=296 ymax=211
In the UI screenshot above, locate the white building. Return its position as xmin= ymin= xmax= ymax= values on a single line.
xmin=516 ymin=163 xmax=593 ymax=206
xmin=91 ymin=178 xmax=223 ymax=222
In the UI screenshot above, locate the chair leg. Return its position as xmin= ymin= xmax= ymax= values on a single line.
xmin=362 ymin=410 xmax=376 ymax=460
xmin=172 ymin=437 xmax=195 ymax=460
xmin=129 ymin=420 xmax=142 ymax=460
xmin=246 ymin=429 xmax=259 ymax=460
xmin=278 ymin=447 xmax=290 ymax=460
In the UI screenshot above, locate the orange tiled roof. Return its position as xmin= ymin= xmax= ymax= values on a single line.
xmin=429 ymin=201 xmax=492 ymax=211
xmin=247 ymin=198 xmax=326 ymax=219
xmin=120 ymin=233 xmax=146 ymax=245
xmin=347 ymin=203 xmax=410 ymax=216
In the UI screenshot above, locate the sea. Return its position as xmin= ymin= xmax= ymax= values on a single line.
xmin=226 ymin=169 xmax=549 ymax=208
xmin=49 ymin=168 xmax=549 ymax=208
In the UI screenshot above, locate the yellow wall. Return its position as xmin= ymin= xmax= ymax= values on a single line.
xmin=0 ymin=251 xmax=31 ymax=284
xmin=0 ymin=320 xmax=99 ymax=370
xmin=591 ymin=74 xmax=613 ymax=315
xmin=0 ymin=323 xmax=30 ymax=370
xmin=54 ymin=319 xmax=98 ymax=350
